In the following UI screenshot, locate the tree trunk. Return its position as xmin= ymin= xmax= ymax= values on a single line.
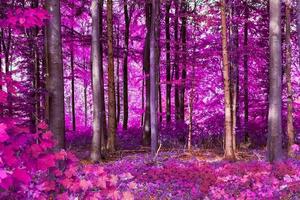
xmin=45 ymin=0 xmax=65 ymax=149
xmin=267 ymin=0 xmax=282 ymax=162
xmin=285 ymin=3 xmax=295 ymax=157
xmin=221 ymin=0 xmax=235 ymax=160
xmin=174 ymin=2 xmax=180 ymax=121
xmin=83 ymin=59 xmax=88 ymax=127
xmin=91 ymin=0 xmax=104 ymax=162
xmin=107 ymin=0 xmax=117 ymax=152
xmin=165 ymin=0 xmax=171 ymax=123
xmin=179 ymin=0 xmax=187 ymax=121
xmin=229 ymin=0 xmax=239 ymax=151
xmin=2 ymin=28 xmax=13 ymax=117
xmin=123 ymin=0 xmax=130 ymax=130
xmin=70 ymin=28 xmax=76 ymax=131
xmin=116 ymin=25 xmax=120 ymax=125
xmin=143 ymin=1 xmax=152 ymax=146
xmin=243 ymin=0 xmax=249 ymax=144
xmin=90 ymin=0 xmax=103 ymax=162
xmin=150 ymin=0 xmax=160 ymax=157
xmin=99 ymin=0 xmax=107 ymax=151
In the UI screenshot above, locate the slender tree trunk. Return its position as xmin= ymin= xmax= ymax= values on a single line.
xmin=221 ymin=0 xmax=235 ymax=160
xmin=70 ymin=28 xmax=76 ymax=131
xmin=267 ymin=0 xmax=282 ymax=162
xmin=174 ymin=2 xmax=180 ymax=121
xmin=180 ymin=0 xmax=187 ymax=121
xmin=2 ymin=28 xmax=13 ymax=117
xmin=45 ymin=0 xmax=65 ymax=149
xmin=229 ymin=0 xmax=238 ymax=151
xmin=123 ymin=0 xmax=130 ymax=130
xmin=188 ymin=43 xmax=196 ymax=151
xmin=83 ymin=59 xmax=88 ymax=127
xmin=107 ymin=0 xmax=117 ymax=152
xmin=243 ymin=0 xmax=249 ymax=143
xmin=143 ymin=1 xmax=152 ymax=146
xmin=116 ymin=25 xmax=121 ymax=125
xmin=99 ymin=0 xmax=107 ymax=151
xmin=32 ymin=0 xmax=40 ymax=132
xmin=285 ymin=3 xmax=295 ymax=157
xmin=141 ymin=75 xmax=145 ymax=127
xmin=150 ymin=0 xmax=160 ymax=157
xmin=165 ymin=0 xmax=171 ymax=123
xmin=90 ymin=0 xmax=103 ymax=162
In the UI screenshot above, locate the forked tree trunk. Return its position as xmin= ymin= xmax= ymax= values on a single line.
xmin=267 ymin=0 xmax=282 ymax=162
xmin=107 ymin=0 xmax=117 ymax=152
xmin=90 ymin=0 xmax=103 ymax=161
xmin=45 ymin=0 xmax=65 ymax=149
xmin=150 ymin=0 xmax=160 ymax=157
xmin=221 ymin=0 xmax=235 ymax=160
xmin=285 ymin=3 xmax=295 ymax=157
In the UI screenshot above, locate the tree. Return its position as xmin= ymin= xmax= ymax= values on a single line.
xmin=143 ymin=1 xmax=152 ymax=146
xmin=229 ymin=0 xmax=239 ymax=151
xmin=99 ymin=0 xmax=107 ymax=151
xmin=90 ymin=0 xmax=104 ymax=162
xmin=243 ymin=0 xmax=249 ymax=144
xmin=267 ymin=0 xmax=282 ymax=162
xmin=45 ymin=0 xmax=65 ymax=149
xmin=179 ymin=0 xmax=187 ymax=121
xmin=150 ymin=0 xmax=160 ymax=156
xmin=174 ymin=1 xmax=180 ymax=121
xmin=285 ymin=2 xmax=295 ymax=157
xmin=221 ymin=0 xmax=235 ymax=160
xmin=107 ymin=0 xmax=117 ymax=152
xmin=123 ymin=0 xmax=130 ymax=130
xmin=70 ymin=27 xmax=76 ymax=131
xmin=165 ymin=0 xmax=171 ymax=123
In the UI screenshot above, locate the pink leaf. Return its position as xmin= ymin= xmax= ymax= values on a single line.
xmin=13 ymin=169 xmax=31 ymax=185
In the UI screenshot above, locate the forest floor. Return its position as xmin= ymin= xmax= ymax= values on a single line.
xmin=65 ymin=130 xmax=300 ymax=200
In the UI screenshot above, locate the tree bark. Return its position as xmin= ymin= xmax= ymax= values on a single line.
xmin=243 ymin=0 xmax=249 ymax=143
xmin=165 ymin=0 xmax=171 ymax=123
xmin=143 ymin=1 xmax=152 ymax=146
xmin=107 ymin=0 xmax=117 ymax=152
xmin=179 ymin=0 xmax=187 ymax=121
xmin=99 ymin=0 xmax=107 ymax=151
xmin=45 ymin=0 xmax=65 ymax=149
xmin=221 ymin=0 xmax=235 ymax=160
xmin=116 ymin=25 xmax=120 ymax=125
xmin=70 ymin=28 xmax=76 ymax=131
xmin=285 ymin=3 xmax=295 ymax=157
xmin=150 ymin=0 xmax=160 ymax=157
xmin=174 ymin=2 xmax=180 ymax=121
xmin=267 ymin=0 xmax=282 ymax=162
xmin=229 ymin=0 xmax=239 ymax=151
xmin=123 ymin=0 xmax=130 ymax=130
xmin=90 ymin=0 xmax=103 ymax=161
